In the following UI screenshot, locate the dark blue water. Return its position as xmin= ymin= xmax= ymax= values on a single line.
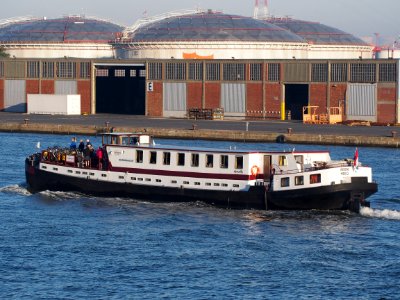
xmin=1 ymin=132 xmax=399 ymax=299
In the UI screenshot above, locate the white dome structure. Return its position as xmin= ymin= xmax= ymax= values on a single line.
xmin=116 ymin=10 xmax=373 ymax=60
xmin=0 ymin=15 xmax=123 ymax=59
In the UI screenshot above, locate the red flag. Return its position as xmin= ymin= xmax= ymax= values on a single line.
xmin=353 ymin=148 xmax=359 ymax=167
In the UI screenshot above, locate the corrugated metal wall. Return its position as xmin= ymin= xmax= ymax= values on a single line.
xmin=346 ymin=83 xmax=377 ymax=122
xmin=221 ymin=83 xmax=246 ymax=115
xmin=4 ymin=80 xmax=26 ymax=112
xmin=163 ymin=82 xmax=187 ymax=117
xmin=55 ymin=80 xmax=78 ymax=95
xmin=4 ymin=61 xmax=25 ymax=78
xmin=284 ymin=63 xmax=310 ymax=82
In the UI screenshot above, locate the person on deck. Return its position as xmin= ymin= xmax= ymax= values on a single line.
xmin=96 ymin=147 xmax=103 ymax=170
xmin=78 ymin=140 xmax=85 ymax=152
xmin=70 ymin=137 xmax=77 ymax=150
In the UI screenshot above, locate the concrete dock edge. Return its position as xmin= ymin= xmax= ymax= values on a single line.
xmin=0 ymin=122 xmax=399 ymax=148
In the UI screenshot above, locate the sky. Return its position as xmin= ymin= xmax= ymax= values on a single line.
xmin=1 ymin=0 xmax=399 ymax=45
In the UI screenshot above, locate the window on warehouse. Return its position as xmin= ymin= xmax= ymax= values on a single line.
xmin=166 ymin=62 xmax=186 ymax=80
xmin=148 ymin=62 xmax=162 ymax=80
xmin=331 ymin=63 xmax=348 ymax=82
xmin=42 ymin=62 xmax=54 ymax=78
xmin=223 ymin=63 xmax=245 ymax=81
xmin=268 ymin=63 xmax=280 ymax=81
xmin=350 ymin=63 xmax=376 ymax=82
xmin=379 ymin=63 xmax=397 ymax=82
xmin=311 ymin=63 xmax=328 ymax=82
xmin=189 ymin=62 xmax=203 ymax=81
xmin=56 ymin=61 xmax=76 ymax=78
xmin=206 ymin=63 xmax=220 ymax=81
xmin=27 ymin=61 xmax=40 ymax=78
xmin=249 ymin=63 xmax=262 ymax=81
xmin=80 ymin=62 xmax=91 ymax=78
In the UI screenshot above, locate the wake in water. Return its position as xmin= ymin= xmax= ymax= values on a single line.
xmin=360 ymin=207 xmax=400 ymax=220
xmin=0 ymin=184 xmax=32 ymax=196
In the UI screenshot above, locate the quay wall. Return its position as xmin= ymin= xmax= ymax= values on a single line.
xmin=1 ymin=122 xmax=399 ymax=148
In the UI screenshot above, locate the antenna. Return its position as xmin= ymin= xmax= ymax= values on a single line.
xmin=253 ymin=0 xmax=269 ymax=20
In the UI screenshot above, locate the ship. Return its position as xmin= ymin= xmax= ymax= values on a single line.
xmin=25 ymin=132 xmax=378 ymax=212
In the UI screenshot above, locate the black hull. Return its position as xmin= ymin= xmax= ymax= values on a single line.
xmin=25 ymin=162 xmax=377 ymax=212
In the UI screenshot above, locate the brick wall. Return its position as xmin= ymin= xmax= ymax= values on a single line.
xmin=309 ymin=83 xmax=328 ymax=114
xmin=204 ymin=83 xmax=221 ymax=108
xmin=246 ymin=82 xmax=263 ymax=117
xmin=26 ymin=80 xmax=40 ymax=95
xmin=77 ymin=80 xmax=91 ymax=114
xmin=329 ymin=84 xmax=347 ymax=108
xmin=265 ymin=83 xmax=281 ymax=118
xmin=41 ymin=80 xmax=54 ymax=94
xmin=377 ymin=84 xmax=397 ymax=123
xmin=187 ymin=82 xmax=203 ymax=109
xmin=147 ymin=81 xmax=163 ymax=117
xmin=0 ymin=79 xmax=4 ymax=110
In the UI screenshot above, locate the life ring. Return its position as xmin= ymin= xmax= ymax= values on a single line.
xmin=251 ymin=165 xmax=260 ymax=176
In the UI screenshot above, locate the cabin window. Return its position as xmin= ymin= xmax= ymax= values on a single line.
xmin=131 ymin=177 xmax=136 ymax=180
xmin=146 ymin=178 xmax=151 ymax=182
xmin=214 ymin=183 xmax=220 ymax=187
xmin=75 ymin=171 xmax=81 ymax=174
xmin=279 ymin=155 xmax=288 ymax=166
xmin=68 ymin=170 xmax=73 ymax=173
xmin=310 ymin=174 xmax=321 ymax=184
xmin=53 ymin=167 xmax=58 ymax=171
xmin=281 ymin=177 xmax=290 ymax=187
xmin=206 ymin=183 xmax=211 ymax=186
xmin=206 ymin=154 xmax=214 ymax=168
xmin=233 ymin=184 xmax=240 ymax=188
xmin=129 ymin=137 xmax=138 ymax=145
xmin=121 ymin=137 xmax=129 ymax=145
xmin=220 ymin=155 xmax=229 ymax=169
xmin=136 ymin=150 xmax=143 ymax=163
xmin=183 ymin=181 xmax=189 ymax=185
xmin=222 ymin=183 xmax=228 ymax=187
xmin=138 ymin=178 xmax=143 ymax=181
xmin=235 ymin=156 xmax=243 ymax=169
xmin=171 ymin=180 xmax=177 ymax=184
xmin=111 ymin=136 xmax=118 ymax=145
xmin=150 ymin=151 xmax=157 ymax=164
xmin=177 ymin=153 xmax=185 ymax=166
xmin=102 ymin=174 xmax=107 ymax=177
xmin=42 ymin=166 xmax=47 ymax=169
xmin=119 ymin=176 xmax=124 ymax=179
xmin=82 ymin=172 xmax=88 ymax=175
xmin=195 ymin=182 xmax=200 ymax=186
xmin=156 ymin=179 xmax=161 ymax=183
xmin=163 ymin=152 xmax=171 ymax=165
xmin=191 ymin=153 xmax=199 ymax=167
xmin=295 ymin=155 xmax=304 ymax=164
xmin=90 ymin=173 xmax=95 ymax=176
xmin=295 ymin=176 xmax=304 ymax=186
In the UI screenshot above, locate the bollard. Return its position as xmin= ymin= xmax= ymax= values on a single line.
xmin=105 ymin=121 xmax=110 ymax=128
xmin=287 ymin=127 xmax=292 ymax=134
xmin=391 ymin=131 xmax=397 ymax=138
xmin=246 ymin=122 xmax=249 ymax=132
xmin=192 ymin=124 xmax=197 ymax=130
xmin=23 ymin=118 xmax=29 ymax=125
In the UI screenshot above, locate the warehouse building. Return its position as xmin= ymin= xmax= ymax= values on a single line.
xmin=0 ymin=58 xmax=398 ymax=124
xmin=0 ymin=10 xmax=397 ymax=124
